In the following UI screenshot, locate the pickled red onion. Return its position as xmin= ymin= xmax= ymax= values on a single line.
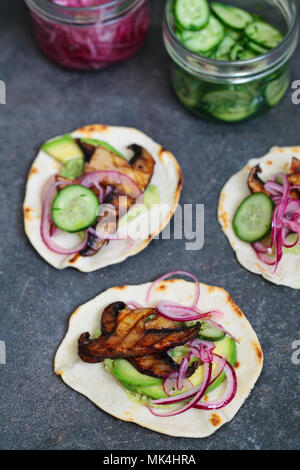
xmin=40 ymin=180 xmax=88 ymax=255
xmin=252 ymin=173 xmax=300 ymax=271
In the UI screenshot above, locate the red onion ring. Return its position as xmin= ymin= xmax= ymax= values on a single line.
xmin=253 ymin=172 xmax=300 ymax=271
xmin=162 ymin=371 xmax=193 ymax=397
xmin=145 ymin=271 xmax=200 ymax=307
xmin=194 ymin=354 xmax=237 ymax=410
xmin=203 ymin=319 xmax=240 ymax=343
xmin=80 ymin=170 xmax=142 ymax=200
xmin=147 ymin=362 xmax=212 ymax=417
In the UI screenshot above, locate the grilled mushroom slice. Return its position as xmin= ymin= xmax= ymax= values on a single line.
xmin=78 ymin=307 xmax=200 ymax=363
xmin=247 ymin=165 xmax=270 ymax=195
xmin=248 ymin=158 xmax=300 ymax=200
xmin=130 ymin=353 xmax=197 ymax=379
xmin=84 ymin=144 xmax=155 ymax=192
xmin=130 ymin=353 xmax=179 ymax=378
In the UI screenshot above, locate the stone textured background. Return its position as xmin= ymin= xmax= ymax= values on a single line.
xmin=0 ymin=0 xmax=299 ymax=450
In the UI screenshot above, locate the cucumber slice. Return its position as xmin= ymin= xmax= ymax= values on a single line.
xmin=226 ymin=27 xmax=242 ymax=41
xmin=42 ymin=134 xmax=84 ymax=163
xmin=265 ymin=73 xmax=289 ymax=107
xmin=230 ymin=44 xmax=244 ymax=60
xmin=213 ymin=35 xmax=236 ymax=60
xmin=180 ymin=15 xmax=225 ymax=53
xmin=245 ymin=21 xmax=283 ymax=49
xmin=238 ymin=48 xmax=257 ymax=60
xmin=245 ymin=38 xmax=269 ymax=55
xmin=173 ymin=71 xmax=201 ymax=107
xmin=233 ymin=192 xmax=274 ymax=243
xmin=52 ymin=185 xmax=99 ymax=233
xmin=198 ymin=321 xmax=226 ymax=341
xmin=174 ymin=0 xmax=210 ymax=31
xmin=211 ymin=3 xmax=252 ymax=30
xmin=113 ymin=359 xmax=162 ymax=388
xmin=202 ymin=89 xmax=257 ymax=122
xmin=80 ymin=138 xmax=126 ymax=160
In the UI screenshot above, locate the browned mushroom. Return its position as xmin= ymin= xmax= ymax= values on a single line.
xmin=248 ymin=158 xmax=300 ymax=200
xmin=78 ymin=306 xmax=200 ymax=363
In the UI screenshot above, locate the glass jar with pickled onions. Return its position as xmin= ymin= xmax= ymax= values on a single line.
xmin=25 ymin=0 xmax=150 ymax=70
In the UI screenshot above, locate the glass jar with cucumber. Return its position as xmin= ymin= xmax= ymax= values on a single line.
xmin=163 ymin=0 xmax=298 ymax=123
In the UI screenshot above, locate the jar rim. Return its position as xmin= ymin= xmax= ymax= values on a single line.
xmin=25 ymin=0 xmax=143 ymax=24
xmin=164 ymin=0 xmax=299 ymax=82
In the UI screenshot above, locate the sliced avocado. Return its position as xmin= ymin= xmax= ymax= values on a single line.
xmin=80 ymin=138 xmax=126 ymax=160
xmin=42 ymin=134 xmax=84 ymax=163
xmin=118 ymin=185 xmax=160 ymax=227
xmin=144 ymin=184 xmax=160 ymax=208
xmin=112 ymin=359 xmax=162 ymax=388
xmin=283 ymin=233 xmax=300 ymax=255
xmin=59 ymin=157 xmax=84 ymax=180
xmin=118 ymin=204 xmax=147 ymax=228
xmin=189 ymin=336 xmax=237 ymax=393
xmin=134 ymin=383 xmax=167 ymax=400
xmin=117 ymin=336 xmax=237 ymax=400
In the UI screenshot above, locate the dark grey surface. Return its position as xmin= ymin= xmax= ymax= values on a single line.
xmin=0 ymin=0 xmax=300 ymax=451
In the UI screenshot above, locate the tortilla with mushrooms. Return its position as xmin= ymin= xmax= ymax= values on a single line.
xmin=54 ymin=279 xmax=263 ymax=438
xmin=218 ymin=146 xmax=300 ymax=289
xmin=23 ymin=124 xmax=182 ymax=272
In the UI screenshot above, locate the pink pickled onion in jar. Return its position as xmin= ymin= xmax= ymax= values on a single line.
xmin=25 ymin=0 xmax=150 ymax=70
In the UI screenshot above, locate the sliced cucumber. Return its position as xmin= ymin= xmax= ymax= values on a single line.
xmin=174 ymin=0 xmax=210 ymax=31
xmin=198 ymin=321 xmax=226 ymax=341
xmin=52 ymin=185 xmax=99 ymax=233
xmin=211 ymin=3 xmax=252 ymax=30
xmin=173 ymin=72 xmax=201 ymax=107
xmin=233 ymin=192 xmax=274 ymax=243
xmin=230 ymin=43 xmax=244 ymax=60
xmin=238 ymin=48 xmax=257 ymax=60
xmin=113 ymin=359 xmax=162 ymax=388
xmin=265 ymin=73 xmax=289 ymax=107
xmin=213 ymin=35 xmax=236 ymax=60
xmin=42 ymin=134 xmax=84 ymax=163
xmin=245 ymin=38 xmax=269 ymax=55
xmin=226 ymin=27 xmax=242 ymax=41
xmin=245 ymin=21 xmax=283 ymax=49
xmin=180 ymin=15 xmax=225 ymax=53
xmin=80 ymin=138 xmax=126 ymax=160
xmin=202 ymin=89 xmax=257 ymax=122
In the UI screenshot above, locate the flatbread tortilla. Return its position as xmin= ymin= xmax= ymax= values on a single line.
xmin=54 ymin=279 xmax=263 ymax=438
xmin=23 ymin=124 xmax=182 ymax=272
xmin=218 ymin=146 xmax=300 ymax=289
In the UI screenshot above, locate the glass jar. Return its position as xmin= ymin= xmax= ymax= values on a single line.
xmin=163 ymin=0 xmax=298 ymax=123
xmin=25 ymin=0 xmax=150 ymax=70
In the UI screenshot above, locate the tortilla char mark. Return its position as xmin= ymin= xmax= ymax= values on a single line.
xmin=248 ymin=157 xmax=300 ymax=200
xmin=78 ymin=303 xmax=200 ymax=370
